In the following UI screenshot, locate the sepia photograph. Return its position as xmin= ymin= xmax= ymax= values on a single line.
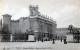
xmin=0 ymin=0 xmax=80 ymax=50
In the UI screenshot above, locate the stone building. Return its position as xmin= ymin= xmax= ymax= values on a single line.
xmin=1 ymin=5 xmax=56 ymax=42
xmin=55 ymin=28 xmax=69 ymax=40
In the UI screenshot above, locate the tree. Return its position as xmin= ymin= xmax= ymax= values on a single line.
xmin=68 ymin=25 xmax=80 ymax=43
xmin=2 ymin=24 xmax=9 ymax=34
xmin=1 ymin=24 xmax=10 ymax=41
xmin=68 ymin=25 xmax=74 ymax=33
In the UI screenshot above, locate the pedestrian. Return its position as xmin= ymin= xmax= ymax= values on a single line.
xmin=41 ymin=39 xmax=43 ymax=42
xmin=64 ymin=37 xmax=67 ymax=44
xmin=61 ymin=37 xmax=62 ymax=42
xmin=52 ymin=39 xmax=55 ymax=44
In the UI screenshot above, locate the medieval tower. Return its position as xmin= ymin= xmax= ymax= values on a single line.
xmin=2 ymin=14 xmax=12 ymax=33
xmin=29 ymin=5 xmax=40 ymax=16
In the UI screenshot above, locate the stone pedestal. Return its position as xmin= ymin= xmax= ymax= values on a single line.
xmin=10 ymin=34 xmax=13 ymax=42
xmin=28 ymin=35 xmax=35 ymax=41
xmin=67 ymin=34 xmax=73 ymax=43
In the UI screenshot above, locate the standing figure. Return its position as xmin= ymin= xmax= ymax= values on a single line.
xmin=61 ymin=37 xmax=62 ymax=42
xmin=41 ymin=39 xmax=43 ymax=42
xmin=52 ymin=39 xmax=55 ymax=44
xmin=64 ymin=37 xmax=67 ymax=44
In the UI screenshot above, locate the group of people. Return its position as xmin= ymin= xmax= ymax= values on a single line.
xmin=52 ymin=36 xmax=67 ymax=44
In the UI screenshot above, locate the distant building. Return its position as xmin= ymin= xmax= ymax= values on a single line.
xmin=55 ymin=28 xmax=69 ymax=40
xmin=56 ymin=28 xmax=69 ymax=36
xmin=56 ymin=28 xmax=80 ymax=43
xmin=1 ymin=5 xmax=56 ymax=42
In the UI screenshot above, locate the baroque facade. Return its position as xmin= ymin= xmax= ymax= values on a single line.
xmin=1 ymin=5 xmax=56 ymax=42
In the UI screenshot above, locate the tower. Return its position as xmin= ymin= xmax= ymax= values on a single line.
xmin=0 ymin=19 xmax=2 ymax=27
xmin=2 ymin=14 xmax=12 ymax=32
xmin=29 ymin=5 xmax=40 ymax=16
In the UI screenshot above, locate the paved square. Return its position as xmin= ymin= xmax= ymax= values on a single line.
xmin=0 ymin=40 xmax=80 ymax=50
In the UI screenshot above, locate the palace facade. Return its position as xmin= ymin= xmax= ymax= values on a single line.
xmin=0 ymin=5 xmax=56 ymax=42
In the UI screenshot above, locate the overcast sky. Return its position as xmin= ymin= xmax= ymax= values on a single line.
xmin=0 ymin=0 xmax=80 ymax=28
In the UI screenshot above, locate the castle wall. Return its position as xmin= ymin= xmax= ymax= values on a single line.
xmin=11 ymin=17 xmax=30 ymax=34
xmin=19 ymin=17 xmax=30 ymax=33
xmin=11 ymin=21 xmax=19 ymax=34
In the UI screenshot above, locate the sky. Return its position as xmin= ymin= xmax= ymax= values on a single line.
xmin=0 ymin=0 xmax=80 ymax=28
